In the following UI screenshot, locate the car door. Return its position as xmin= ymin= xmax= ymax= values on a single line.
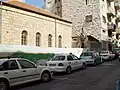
xmin=17 ymin=59 xmax=40 ymax=82
xmin=0 ymin=60 xmax=22 ymax=85
xmin=67 ymin=55 xmax=76 ymax=70
xmin=72 ymin=55 xmax=82 ymax=69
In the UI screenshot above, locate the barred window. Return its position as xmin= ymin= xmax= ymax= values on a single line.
xmin=48 ymin=34 xmax=52 ymax=47
xmin=58 ymin=35 xmax=62 ymax=48
xmin=36 ymin=32 xmax=41 ymax=47
xmin=21 ymin=30 xmax=28 ymax=45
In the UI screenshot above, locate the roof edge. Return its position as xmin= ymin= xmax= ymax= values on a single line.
xmin=0 ymin=1 xmax=72 ymax=24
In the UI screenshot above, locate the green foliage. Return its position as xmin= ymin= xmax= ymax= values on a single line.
xmin=10 ymin=51 xmax=55 ymax=63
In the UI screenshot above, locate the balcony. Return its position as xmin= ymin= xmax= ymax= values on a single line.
xmin=107 ymin=6 xmax=115 ymax=16
xmin=107 ymin=22 xmax=116 ymax=30
xmin=116 ymin=14 xmax=120 ymax=22
xmin=107 ymin=0 xmax=114 ymax=2
xmin=115 ymin=1 xmax=120 ymax=10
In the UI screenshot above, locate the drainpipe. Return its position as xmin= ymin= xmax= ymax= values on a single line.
xmin=0 ymin=1 xmax=2 ymax=44
xmin=55 ymin=18 xmax=57 ymax=48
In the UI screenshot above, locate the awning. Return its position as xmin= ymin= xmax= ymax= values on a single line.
xmin=87 ymin=35 xmax=99 ymax=42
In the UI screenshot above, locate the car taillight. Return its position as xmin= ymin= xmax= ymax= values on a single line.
xmin=58 ymin=63 xmax=64 ymax=66
xmin=45 ymin=63 xmax=47 ymax=66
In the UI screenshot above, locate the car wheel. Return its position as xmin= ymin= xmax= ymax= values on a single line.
xmin=0 ymin=80 xmax=8 ymax=90
xmin=41 ymin=72 xmax=51 ymax=82
xmin=66 ymin=66 xmax=72 ymax=74
xmin=82 ymin=63 xmax=86 ymax=69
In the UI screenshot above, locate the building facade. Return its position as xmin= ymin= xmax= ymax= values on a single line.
xmin=0 ymin=1 xmax=72 ymax=48
xmin=45 ymin=0 xmax=109 ymax=51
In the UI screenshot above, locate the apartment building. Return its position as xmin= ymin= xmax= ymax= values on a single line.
xmin=45 ymin=0 xmax=109 ymax=51
xmin=45 ymin=0 xmax=120 ymax=50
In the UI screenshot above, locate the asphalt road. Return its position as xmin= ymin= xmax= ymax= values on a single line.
xmin=12 ymin=59 xmax=120 ymax=90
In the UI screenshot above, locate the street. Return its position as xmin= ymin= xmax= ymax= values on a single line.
xmin=12 ymin=60 xmax=120 ymax=90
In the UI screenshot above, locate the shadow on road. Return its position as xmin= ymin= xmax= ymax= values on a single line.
xmin=11 ymin=80 xmax=42 ymax=90
xmin=53 ymin=67 xmax=88 ymax=76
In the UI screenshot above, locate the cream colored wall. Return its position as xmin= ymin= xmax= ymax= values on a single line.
xmin=56 ymin=20 xmax=72 ymax=48
xmin=1 ymin=5 xmax=72 ymax=48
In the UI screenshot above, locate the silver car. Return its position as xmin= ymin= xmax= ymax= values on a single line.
xmin=80 ymin=51 xmax=102 ymax=66
xmin=100 ymin=50 xmax=115 ymax=61
xmin=46 ymin=53 xmax=87 ymax=74
xmin=0 ymin=58 xmax=53 ymax=90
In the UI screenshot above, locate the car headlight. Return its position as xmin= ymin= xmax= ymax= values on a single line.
xmin=58 ymin=63 xmax=64 ymax=66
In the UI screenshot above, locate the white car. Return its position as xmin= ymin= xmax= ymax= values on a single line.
xmin=46 ymin=53 xmax=86 ymax=74
xmin=0 ymin=58 xmax=53 ymax=90
xmin=100 ymin=50 xmax=115 ymax=61
xmin=80 ymin=51 xmax=102 ymax=66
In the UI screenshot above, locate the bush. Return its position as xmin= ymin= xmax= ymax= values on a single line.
xmin=10 ymin=51 xmax=55 ymax=63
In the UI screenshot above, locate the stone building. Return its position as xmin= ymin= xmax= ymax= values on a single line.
xmin=0 ymin=0 xmax=72 ymax=48
xmin=45 ymin=0 xmax=111 ymax=51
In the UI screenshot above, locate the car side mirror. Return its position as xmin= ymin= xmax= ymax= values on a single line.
xmin=78 ymin=58 xmax=81 ymax=60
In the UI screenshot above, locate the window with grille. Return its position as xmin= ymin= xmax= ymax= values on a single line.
xmin=21 ymin=30 xmax=28 ymax=45
xmin=48 ymin=34 xmax=52 ymax=47
xmin=58 ymin=35 xmax=62 ymax=48
xmin=36 ymin=32 xmax=41 ymax=47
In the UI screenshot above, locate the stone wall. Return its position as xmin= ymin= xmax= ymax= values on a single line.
xmin=1 ymin=5 xmax=72 ymax=48
xmin=45 ymin=0 xmax=108 ymax=41
xmin=62 ymin=0 xmax=106 ymax=41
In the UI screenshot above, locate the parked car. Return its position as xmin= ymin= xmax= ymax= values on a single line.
xmin=80 ymin=51 xmax=102 ymax=66
xmin=100 ymin=50 xmax=115 ymax=61
xmin=0 ymin=58 xmax=53 ymax=90
xmin=115 ymin=50 xmax=120 ymax=60
xmin=46 ymin=53 xmax=87 ymax=74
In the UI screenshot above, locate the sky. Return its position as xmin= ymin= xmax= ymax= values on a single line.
xmin=25 ymin=0 xmax=44 ymax=8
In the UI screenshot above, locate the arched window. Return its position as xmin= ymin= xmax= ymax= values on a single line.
xmin=58 ymin=35 xmax=62 ymax=48
xmin=36 ymin=32 xmax=41 ymax=47
xmin=21 ymin=30 xmax=28 ymax=45
xmin=48 ymin=34 xmax=52 ymax=47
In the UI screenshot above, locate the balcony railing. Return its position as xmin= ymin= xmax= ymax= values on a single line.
xmin=107 ymin=6 xmax=115 ymax=16
xmin=107 ymin=0 xmax=114 ymax=2
xmin=115 ymin=1 xmax=120 ymax=10
xmin=108 ymin=22 xmax=116 ymax=30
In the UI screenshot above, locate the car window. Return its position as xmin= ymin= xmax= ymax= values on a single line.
xmin=51 ymin=56 xmax=65 ymax=61
xmin=0 ymin=60 xmax=19 ymax=71
xmin=72 ymin=55 xmax=79 ymax=60
xmin=18 ymin=60 xmax=36 ymax=69
xmin=80 ymin=52 xmax=92 ymax=56
xmin=67 ymin=55 xmax=73 ymax=61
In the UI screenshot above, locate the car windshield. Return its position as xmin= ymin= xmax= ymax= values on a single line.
xmin=81 ymin=52 xmax=92 ymax=56
xmin=101 ymin=51 xmax=108 ymax=54
xmin=51 ymin=56 xmax=65 ymax=61
xmin=80 ymin=52 xmax=92 ymax=59
xmin=0 ymin=60 xmax=6 ymax=65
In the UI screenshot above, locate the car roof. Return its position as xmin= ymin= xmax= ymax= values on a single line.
xmin=55 ymin=53 xmax=72 ymax=56
xmin=0 ymin=58 xmax=28 ymax=65
xmin=0 ymin=58 xmax=26 ymax=62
